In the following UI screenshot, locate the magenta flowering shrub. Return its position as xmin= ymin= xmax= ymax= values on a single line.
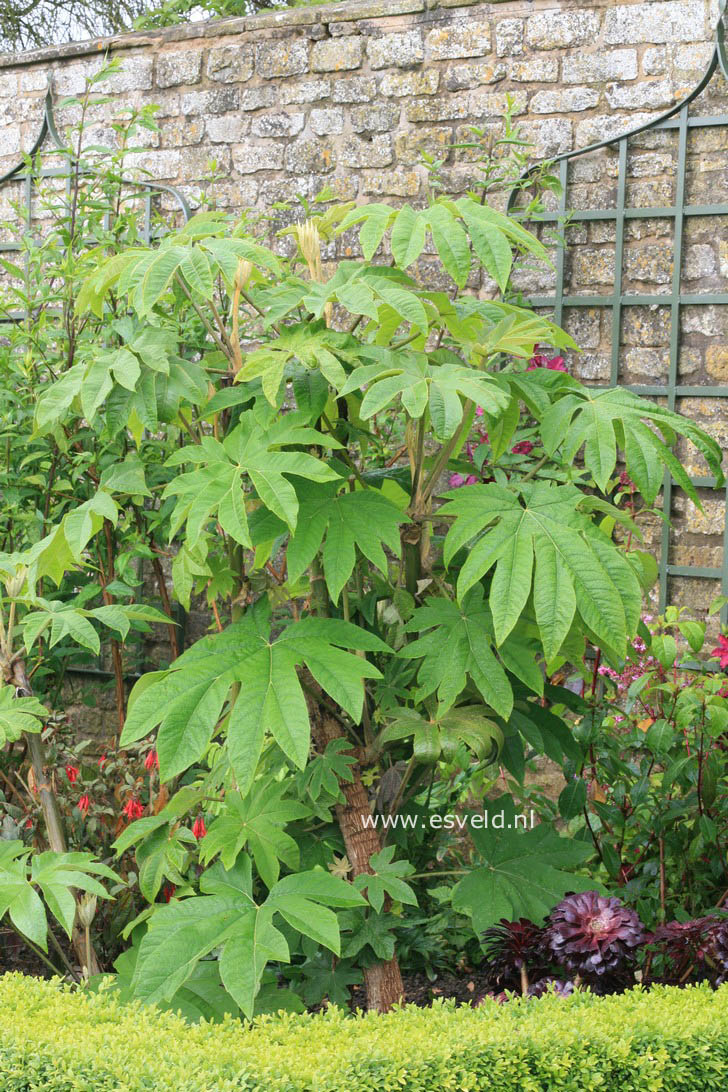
xmin=561 ymin=603 xmax=728 ymax=926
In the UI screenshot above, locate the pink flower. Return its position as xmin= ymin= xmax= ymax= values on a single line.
xmin=449 ymin=472 xmax=466 ymax=488
xmin=78 ymin=794 xmax=90 ymax=816
xmin=475 ymin=406 xmax=485 ymax=417
xmin=712 ymin=635 xmax=728 ymax=670
xmin=527 ymin=353 xmax=567 ymax=373
xmin=144 ymin=749 xmax=159 ymax=772
xmin=512 ymin=441 xmax=534 ymax=456
xmin=192 ymin=816 xmax=207 ymax=841
xmin=122 ymin=797 xmax=144 ymax=821
xmin=65 ymin=765 xmax=79 ymax=784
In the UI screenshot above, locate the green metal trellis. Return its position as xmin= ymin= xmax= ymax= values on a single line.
xmin=512 ymin=0 xmax=728 ymax=619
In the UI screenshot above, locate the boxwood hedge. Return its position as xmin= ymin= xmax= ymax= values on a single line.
xmin=1 ymin=973 xmax=727 ymax=1090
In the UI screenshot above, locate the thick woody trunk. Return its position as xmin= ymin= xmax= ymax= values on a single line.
xmin=11 ymin=661 xmax=101 ymax=976
xmin=312 ymin=708 xmax=404 ymax=1012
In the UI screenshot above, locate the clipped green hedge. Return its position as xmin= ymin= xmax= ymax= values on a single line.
xmin=2 ymin=973 xmax=728 ymax=1090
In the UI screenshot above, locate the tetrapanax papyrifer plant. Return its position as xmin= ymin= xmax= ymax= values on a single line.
xmin=545 ymin=891 xmax=645 ymax=987
xmin=0 ymin=75 xmax=724 ymax=1018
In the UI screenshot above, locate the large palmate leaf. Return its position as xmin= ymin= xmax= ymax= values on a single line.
xmin=340 ymin=348 xmax=509 ymax=437
xmin=398 ymin=586 xmax=515 ymax=719
xmin=378 ymin=704 xmax=503 ymax=766
xmin=120 ymin=599 xmax=387 ymax=791
xmin=0 ymin=842 xmax=116 ymax=951
xmin=163 ymin=409 xmax=342 ymax=549
xmin=0 ymin=686 xmax=47 ymax=745
xmin=131 ymin=856 xmax=365 ymax=1017
xmin=286 ymin=482 xmax=404 ymax=603
xmin=528 ymin=378 xmax=725 ymax=501
xmin=451 ymin=796 xmax=597 ymax=933
xmin=338 ymin=198 xmax=548 ymax=290
xmin=199 ymin=780 xmax=311 ymax=888
xmin=236 ymin=323 xmax=362 ymax=405
xmin=440 ymin=481 xmax=642 ymax=660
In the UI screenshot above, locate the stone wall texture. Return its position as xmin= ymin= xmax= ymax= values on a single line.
xmin=0 ymin=0 xmax=727 ymax=666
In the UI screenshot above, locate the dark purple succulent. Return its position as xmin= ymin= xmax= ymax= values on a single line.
xmin=705 ymin=919 xmax=728 ymax=985
xmin=647 ymin=917 xmax=719 ymax=985
xmin=481 ymin=918 xmax=549 ymax=992
xmin=545 ymin=891 xmax=646 ymax=982
xmin=527 ymin=977 xmax=575 ymax=999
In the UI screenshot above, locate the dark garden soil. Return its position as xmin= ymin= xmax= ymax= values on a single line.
xmin=350 ymin=970 xmax=492 ymax=1009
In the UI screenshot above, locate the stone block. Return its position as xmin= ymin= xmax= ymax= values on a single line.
xmin=571 ymin=248 xmax=616 ymax=287
xmin=206 ymin=115 xmax=250 ymax=143
xmin=469 ymin=88 xmax=527 ymax=117
xmin=310 ymin=108 xmax=346 ymax=135
xmin=706 ymin=346 xmax=728 ymax=381
xmin=351 ymin=103 xmax=401 ymax=132
xmin=279 ymin=78 xmax=330 ymax=104
xmin=255 ymin=39 xmax=309 ymax=79
xmin=562 ymin=50 xmax=638 ymax=84
xmin=509 ymin=57 xmax=559 ymax=83
xmin=605 ymin=79 xmax=675 ymax=110
xmin=0 ymin=127 xmax=20 ymax=158
xmin=684 ymin=244 xmax=718 ymax=280
xmin=525 ymin=10 xmax=601 ymax=50
xmin=332 ymin=76 xmax=376 ymax=102
xmin=443 ymin=61 xmax=507 ymax=90
xmin=495 ymin=18 xmax=523 ymax=57
xmin=19 ymin=71 xmax=44 ymax=93
xmin=425 ymin=20 xmax=491 ymax=61
xmin=125 ymin=148 xmax=181 ymax=179
xmin=367 ymin=31 xmax=424 ymax=69
xmin=624 ymin=245 xmax=674 ymax=285
xmin=181 ymin=88 xmax=239 ymax=116
xmin=233 ymin=143 xmax=285 ymax=174
xmin=240 ymin=86 xmax=278 ymax=111
xmin=311 ymin=36 xmax=363 ymax=71
xmin=564 ymin=308 xmax=601 ymax=349
xmin=530 ymin=87 xmax=600 ymax=114
xmin=519 ymin=118 xmax=573 ymax=157
xmin=361 ymin=168 xmax=421 ymax=196
xmin=340 ymin=134 xmax=394 ymax=168
xmin=395 ymin=125 xmax=452 ymax=164
xmin=251 ymin=112 xmax=305 ymax=138
xmin=405 ymin=94 xmax=469 ymax=122
xmin=622 ymin=307 xmax=671 ymax=345
xmin=207 ymin=44 xmax=254 ymax=83
xmin=284 ymin=138 xmax=337 ymax=174
xmin=378 ymin=70 xmax=439 ymax=97
xmin=604 ymin=2 xmax=706 ymax=44
xmin=643 ymin=47 xmax=667 ymax=76
xmin=156 ymin=50 xmax=203 ymax=88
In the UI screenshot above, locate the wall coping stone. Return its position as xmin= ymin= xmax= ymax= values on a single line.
xmin=0 ymin=0 xmax=536 ymax=69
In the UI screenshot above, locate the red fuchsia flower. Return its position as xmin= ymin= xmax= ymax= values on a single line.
xmin=98 ymin=754 xmax=107 ymax=770
xmin=122 ymin=797 xmax=144 ymax=821
xmin=711 ymin=634 xmax=728 ymax=670
xmin=192 ymin=815 xmax=207 ymax=841
xmin=65 ymin=765 xmax=79 ymax=784
xmin=162 ymin=884 xmax=176 ymax=903
xmin=25 ymin=818 xmax=33 ymax=830
xmin=144 ymin=749 xmax=159 ymax=772
xmin=511 ymin=441 xmax=534 ymax=456
xmin=78 ymin=794 xmax=90 ymax=816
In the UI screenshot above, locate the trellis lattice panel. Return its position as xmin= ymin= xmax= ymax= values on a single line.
xmin=513 ymin=11 xmax=728 ymax=622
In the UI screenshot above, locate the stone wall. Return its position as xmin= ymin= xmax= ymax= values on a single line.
xmin=0 ymin=0 xmax=726 ymax=654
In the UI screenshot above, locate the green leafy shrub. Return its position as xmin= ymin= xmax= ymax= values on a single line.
xmin=0 ymin=973 xmax=728 ymax=1091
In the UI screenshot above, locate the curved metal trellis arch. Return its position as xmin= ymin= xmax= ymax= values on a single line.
xmin=511 ymin=0 xmax=728 ymax=619
xmin=0 ymin=79 xmax=190 ymax=262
